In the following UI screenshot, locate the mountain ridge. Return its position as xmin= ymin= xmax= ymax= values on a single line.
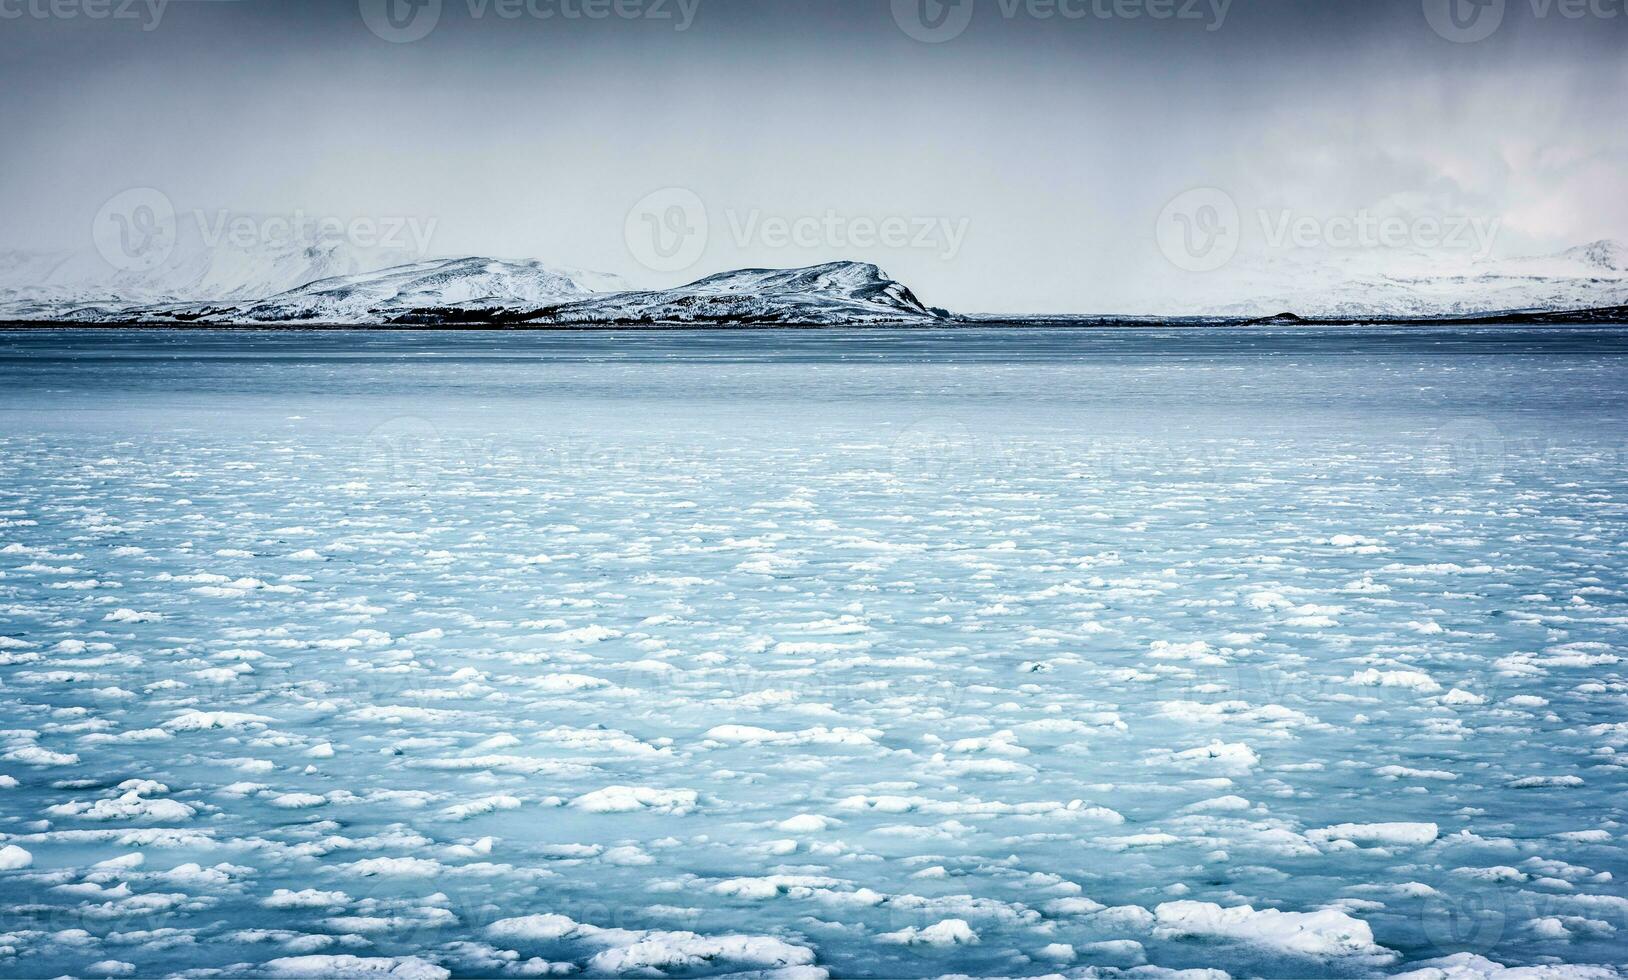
xmin=2 ymin=238 xmax=1627 ymax=325
xmin=0 ymin=254 xmax=944 ymax=326
xmin=1205 ymin=238 xmax=1628 ymax=319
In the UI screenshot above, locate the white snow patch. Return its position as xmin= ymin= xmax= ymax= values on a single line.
xmin=259 ymin=955 xmax=449 ymax=980
xmin=1154 ymin=901 xmax=1394 ymax=960
xmin=1309 ymin=823 xmax=1439 ymax=847
xmin=877 ymin=918 xmax=979 ymax=946
xmin=104 ymin=608 xmax=164 ymax=623
xmin=162 ymin=710 xmax=275 ymax=732
xmin=1346 ymin=669 xmax=1441 ymax=693
xmin=569 ymin=786 xmax=698 ymax=815
xmin=484 ymin=913 xmax=817 ymax=974
xmin=0 ymin=844 xmax=32 ymax=869
xmin=1390 ymin=953 xmax=1622 ymax=979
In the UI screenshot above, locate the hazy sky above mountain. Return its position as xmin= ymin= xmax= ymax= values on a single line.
xmin=1 ymin=0 xmax=1623 ymax=313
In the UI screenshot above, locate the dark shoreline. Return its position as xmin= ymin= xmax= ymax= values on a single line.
xmin=0 ymin=303 xmax=1625 ymax=332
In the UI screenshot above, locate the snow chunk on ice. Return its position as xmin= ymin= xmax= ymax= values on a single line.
xmin=104 ymin=608 xmax=163 ymax=623
xmin=486 ymin=913 xmax=586 ymax=941
xmin=1149 ymin=640 xmax=1226 ymax=666
xmin=485 ymin=913 xmax=817 ymax=974
xmin=263 ymin=888 xmax=351 ymax=909
xmin=878 ymin=918 xmax=979 ymax=946
xmin=708 ymin=875 xmax=844 ymax=900
xmin=1507 ymin=775 xmax=1584 ymax=789
xmin=1149 ymin=740 xmax=1261 ymax=775
xmin=777 ymin=814 xmax=837 ymax=833
xmin=162 ymin=710 xmax=275 ymax=731
xmin=0 ymin=844 xmax=32 ymax=869
xmin=1153 ymin=901 xmax=1394 ymax=960
xmin=1309 ymin=823 xmax=1439 ymax=847
xmin=1100 ymin=832 xmax=1182 ymax=851
xmin=442 ymin=795 xmax=523 ymax=821
xmin=702 ymin=725 xmax=877 ymax=747
xmin=569 ymin=786 xmax=698 ymax=815
xmin=1391 ymin=953 xmax=1622 ymax=979
xmin=46 ymin=779 xmax=196 ymax=822
xmin=260 ymin=955 xmax=449 ymax=980
xmin=1346 ymin=669 xmax=1441 ymax=693
xmin=4 ymin=744 xmax=80 ymax=767
xmin=587 ymin=933 xmax=817 ymax=974
xmin=1374 ymin=766 xmax=1458 ymax=781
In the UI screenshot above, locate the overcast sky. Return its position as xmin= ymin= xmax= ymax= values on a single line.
xmin=1 ymin=0 xmax=1623 ymax=312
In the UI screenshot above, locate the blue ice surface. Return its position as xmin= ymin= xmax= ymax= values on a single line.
xmin=0 ymin=325 xmax=1624 ymax=979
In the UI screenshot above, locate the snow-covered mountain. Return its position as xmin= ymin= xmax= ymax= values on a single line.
xmin=5 ymin=234 xmax=1625 ymax=324
xmin=0 ymin=252 xmax=939 ymax=326
xmin=0 ymin=224 xmax=428 ymax=319
xmin=519 ymin=262 xmax=939 ymax=326
xmin=155 ymin=257 xmax=627 ymax=323
xmin=1209 ymin=239 xmax=1628 ymax=319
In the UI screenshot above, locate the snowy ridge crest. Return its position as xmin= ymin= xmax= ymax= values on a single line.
xmin=5 ymin=237 xmax=1628 ymax=323
xmin=525 ymin=261 xmax=939 ymax=326
xmin=0 ymin=247 xmax=941 ymax=326
xmin=1210 ymin=239 xmax=1628 ymax=319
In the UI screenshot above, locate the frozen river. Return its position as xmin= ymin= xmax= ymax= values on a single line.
xmin=0 ymin=326 xmax=1624 ymax=979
